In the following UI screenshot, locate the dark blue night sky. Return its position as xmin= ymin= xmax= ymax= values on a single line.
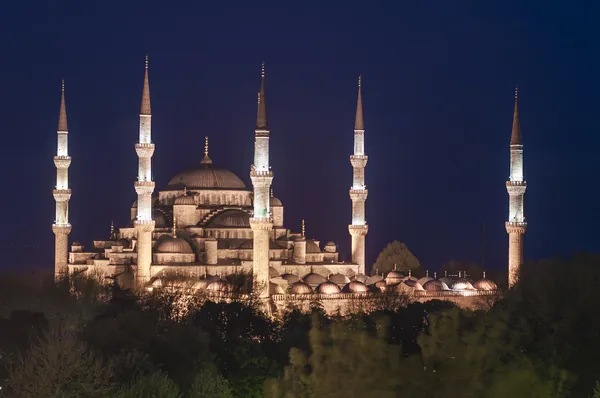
xmin=0 ymin=1 xmax=598 ymax=272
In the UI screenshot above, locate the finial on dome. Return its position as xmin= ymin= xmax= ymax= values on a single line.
xmin=483 ymin=271 xmax=486 ymax=279
xmin=393 ymin=263 xmax=397 ymax=271
xmin=426 ymin=270 xmax=429 ymax=277
xmin=301 ymin=219 xmax=305 ymax=238
xmin=173 ymin=216 xmax=177 ymax=238
xmin=200 ymin=136 xmax=212 ymax=165
xmin=408 ymin=269 xmax=412 ymax=277
xmin=434 ymin=271 xmax=437 ymax=279
xmin=145 ymin=54 xmax=149 ymax=69
xmin=183 ymin=186 xmax=187 ymax=196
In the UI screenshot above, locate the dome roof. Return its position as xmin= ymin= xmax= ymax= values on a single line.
xmin=325 ymin=241 xmax=336 ymax=247
xmin=316 ymin=281 xmax=341 ymax=294
xmin=269 ymin=266 xmax=280 ymax=278
xmin=167 ymin=163 xmax=247 ymax=190
xmin=329 ymin=273 xmax=351 ymax=286
xmin=473 ymin=278 xmax=498 ymax=291
xmin=303 ymin=272 xmax=327 ymax=287
xmin=352 ymin=273 xmax=368 ymax=283
xmin=174 ymin=195 xmax=196 ymax=205
xmin=153 ymin=209 xmax=169 ymax=228
xmin=154 ymin=235 xmax=194 ymax=253
xmin=450 ymin=279 xmax=475 ymax=290
xmin=281 ymin=273 xmax=300 ymax=283
xmin=290 ymin=281 xmax=312 ymax=294
xmin=270 ymin=282 xmax=285 ymax=295
xmin=306 ymin=240 xmax=321 ymax=253
xmin=418 ymin=276 xmax=434 ymax=286
xmin=366 ymin=274 xmax=384 ymax=285
xmin=342 ymin=280 xmax=369 ymax=293
xmin=422 ymin=280 xmax=449 ymax=291
xmin=385 ymin=271 xmax=404 ymax=285
xmin=374 ymin=280 xmax=387 ymax=291
xmin=72 ymin=241 xmax=83 ymax=246
xmin=207 ymin=280 xmax=229 ymax=292
xmin=271 ymin=197 xmax=283 ymax=206
xmin=206 ymin=210 xmax=250 ymax=228
xmin=396 ymin=279 xmax=425 ymax=293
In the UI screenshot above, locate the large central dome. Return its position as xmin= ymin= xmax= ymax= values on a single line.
xmin=167 ymin=162 xmax=246 ymax=190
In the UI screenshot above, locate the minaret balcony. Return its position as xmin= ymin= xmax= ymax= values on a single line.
xmin=348 ymin=224 xmax=369 ymax=236
xmin=52 ymin=223 xmax=72 ymax=234
xmin=250 ymin=169 xmax=274 ymax=178
xmin=506 ymin=180 xmax=526 ymax=186
xmin=53 ymin=189 xmax=72 ymax=201
xmin=135 ymin=143 xmax=155 ymax=158
xmin=349 ymin=188 xmax=368 ymax=201
xmin=505 ymin=221 xmax=527 ymax=233
xmin=506 ymin=182 xmax=527 ymax=195
xmin=250 ymin=217 xmax=274 ymax=230
xmin=135 ymin=180 xmax=155 ymax=195
xmin=134 ymin=219 xmax=156 ymax=232
xmin=350 ymin=155 xmax=368 ymax=168
xmin=54 ymin=156 xmax=71 ymax=168
xmin=254 ymin=129 xmax=270 ymax=137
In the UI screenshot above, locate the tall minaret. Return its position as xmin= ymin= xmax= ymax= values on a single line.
xmin=134 ymin=56 xmax=155 ymax=287
xmin=348 ymin=76 xmax=369 ymax=274
xmin=505 ymin=87 xmax=527 ymax=287
xmin=249 ymin=62 xmax=273 ymax=298
xmin=52 ymin=80 xmax=72 ymax=279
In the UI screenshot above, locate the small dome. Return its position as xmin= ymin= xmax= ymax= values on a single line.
xmin=154 ymin=235 xmax=194 ymax=253
xmin=306 ymin=240 xmax=321 ymax=253
xmin=374 ymin=280 xmax=387 ymax=291
xmin=269 ymin=267 xmax=280 ymax=278
xmin=473 ymin=278 xmax=498 ymax=291
xmin=385 ymin=271 xmax=404 ymax=285
xmin=418 ymin=277 xmax=434 ymax=286
xmin=365 ymin=274 xmax=384 ymax=285
xmin=281 ymin=273 xmax=300 ymax=283
xmin=450 ymin=279 xmax=475 ymax=290
xmin=316 ymin=281 xmax=341 ymax=294
xmin=174 ymin=195 xmax=196 ymax=205
xmin=153 ymin=209 xmax=168 ymax=228
xmin=206 ymin=209 xmax=250 ymax=228
xmin=439 ymin=276 xmax=456 ymax=286
xmin=303 ymin=272 xmax=327 ymax=287
xmin=72 ymin=241 xmax=82 ymax=246
xmin=352 ymin=273 xmax=368 ymax=283
xmin=342 ymin=280 xmax=369 ymax=293
xmin=207 ymin=280 xmax=229 ymax=292
xmin=290 ymin=281 xmax=312 ymax=294
xmin=325 ymin=241 xmax=336 ymax=247
xmin=270 ymin=197 xmax=283 ymax=207
xmin=118 ymin=238 xmax=131 ymax=249
xmin=422 ymin=280 xmax=449 ymax=291
xmin=328 ymin=273 xmax=351 ymax=286
xmin=396 ymin=279 xmax=424 ymax=293
xmin=270 ymin=282 xmax=285 ymax=295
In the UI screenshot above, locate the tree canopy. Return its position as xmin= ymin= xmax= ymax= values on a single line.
xmin=372 ymin=240 xmax=421 ymax=275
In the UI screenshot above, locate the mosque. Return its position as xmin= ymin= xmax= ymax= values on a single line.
xmin=52 ymin=58 xmax=525 ymax=311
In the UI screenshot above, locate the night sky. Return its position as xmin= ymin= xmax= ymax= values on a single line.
xmin=1 ymin=2 xmax=598 ymax=273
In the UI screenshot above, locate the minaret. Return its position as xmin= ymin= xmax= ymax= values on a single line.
xmin=505 ymin=87 xmax=527 ymax=287
xmin=134 ymin=55 xmax=155 ymax=287
xmin=348 ymin=76 xmax=369 ymax=274
xmin=249 ymin=62 xmax=273 ymax=298
xmin=52 ymin=80 xmax=72 ymax=279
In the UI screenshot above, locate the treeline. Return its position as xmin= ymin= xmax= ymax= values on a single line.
xmin=0 ymin=254 xmax=599 ymax=397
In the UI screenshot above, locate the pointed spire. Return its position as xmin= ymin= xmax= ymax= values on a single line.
xmin=183 ymin=186 xmax=188 ymax=196
xmin=301 ymin=219 xmax=305 ymax=238
xmin=201 ymin=136 xmax=212 ymax=164
xmin=110 ymin=220 xmax=115 ymax=235
xmin=57 ymin=80 xmax=68 ymax=132
xmin=354 ymin=75 xmax=364 ymax=130
xmin=256 ymin=62 xmax=268 ymax=129
xmin=510 ymin=86 xmax=522 ymax=145
xmin=140 ymin=55 xmax=151 ymax=115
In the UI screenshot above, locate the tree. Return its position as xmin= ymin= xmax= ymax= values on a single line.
xmin=591 ymin=381 xmax=600 ymax=398
xmin=113 ymin=371 xmax=181 ymax=398
xmin=188 ymin=365 xmax=233 ymax=398
xmin=5 ymin=327 xmax=114 ymax=398
xmin=372 ymin=241 xmax=420 ymax=275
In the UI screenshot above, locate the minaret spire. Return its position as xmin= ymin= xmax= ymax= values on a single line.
xmin=506 ymin=87 xmax=527 ymax=287
xmin=201 ymin=136 xmax=212 ymax=165
xmin=250 ymin=62 xmax=274 ymax=297
xmin=134 ymin=55 xmax=156 ymax=287
xmin=348 ymin=75 xmax=369 ymax=274
xmin=256 ymin=62 xmax=268 ymax=129
xmin=53 ymin=80 xmax=72 ymax=279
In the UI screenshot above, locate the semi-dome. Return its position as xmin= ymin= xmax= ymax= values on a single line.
xmin=269 ymin=267 xmax=280 ymax=278
xmin=316 ymin=281 xmax=341 ymax=294
xmin=473 ymin=278 xmax=498 ymax=291
xmin=450 ymin=279 xmax=475 ymax=290
xmin=153 ymin=209 xmax=169 ymax=228
xmin=342 ymin=280 xmax=369 ymax=293
xmin=167 ymin=162 xmax=246 ymax=190
xmin=206 ymin=210 xmax=250 ymax=228
xmin=352 ymin=273 xmax=368 ymax=283
xmin=281 ymin=273 xmax=300 ymax=283
xmin=422 ymin=280 xmax=449 ymax=291
xmin=328 ymin=273 xmax=351 ymax=286
xmin=303 ymin=272 xmax=327 ymax=287
xmin=271 ymin=197 xmax=283 ymax=206
xmin=290 ymin=281 xmax=312 ymax=294
xmin=174 ymin=195 xmax=196 ymax=205
xmin=154 ymin=235 xmax=194 ymax=253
